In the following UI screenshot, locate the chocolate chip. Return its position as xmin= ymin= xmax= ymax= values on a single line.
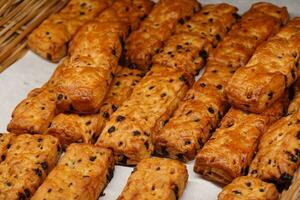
xmin=177 ymin=153 xmax=184 ymax=161
xmin=199 ymin=49 xmax=208 ymax=60
xmin=268 ymin=91 xmax=273 ymax=100
xmin=163 ymin=119 xmax=169 ymax=126
xmin=209 ymin=18 xmax=213 ymax=23
xmin=232 ymin=190 xmax=242 ymax=195
xmin=41 ymin=161 xmax=48 ymax=170
xmin=215 ymin=34 xmax=221 ymax=42
xmin=57 ymin=94 xmax=64 ymax=101
xmin=46 ymin=53 xmax=52 ymax=61
xmin=137 ymin=72 xmax=145 ymax=78
xmin=259 ymin=189 xmax=265 ymax=192
xmin=116 ymin=115 xmax=125 ymax=122
xmin=103 ymin=112 xmax=110 ymax=119
xmin=184 ymin=140 xmax=191 ymax=145
xmin=161 ymin=146 xmax=169 ymax=156
xmin=115 ymin=81 xmax=121 ymax=86
xmin=108 ymin=126 xmax=116 ymax=134
xmin=203 ymin=12 xmax=209 ymax=15
xmin=156 ymin=167 xmax=160 ymax=171
xmin=208 ymin=107 xmax=214 ymax=114
xmin=144 ymin=141 xmax=149 ymax=149
xmin=6 ymin=144 xmax=11 ymax=149
xmin=179 ymin=75 xmax=188 ymax=84
xmin=85 ymin=121 xmax=91 ymax=125
xmin=47 ymin=188 xmax=52 ymax=193
xmin=185 ymin=110 xmax=192 ymax=116
xmin=35 ymin=168 xmax=43 ymax=177
xmin=176 ymin=45 xmax=183 ymax=50
xmin=178 ymin=18 xmax=185 ymax=25
xmin=132 ymin=130 xmax=141 ymax=136
xmin=216 ymin=84 xmax=222 ymax=90
xmin=200 ymin=83 xmax=206 ymax=87
xmin=24 ymin=189 xmax=31 ymax=197
xmin=161 ymin=93 xmax=167 ymax=98
xmin=232 ymin=13 xmax=241 ymax=20
xmin=297 ymin=131 xmax=300 ymax=139
xmin=80 ymin=11 xmax=85 ymax=15
xmin=89 ymin=156 xmax=97 ymax=161
xmin=245 ymin=182 xmax=251 ymax=187
xmin=112 ymin=104 xmax=117 ymax=112
xmin=149 ymin=86 xmax=155 ymax=90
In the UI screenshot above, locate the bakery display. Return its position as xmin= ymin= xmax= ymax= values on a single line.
xmin=117 ymin=157 xmax=188 ymax=200
xmin=0 ymin=134 xmax=61 ymax=199
xmin=28 ymin=0 xmax=114 ymax=62
xmin=125 ymin=0 xmax=200 ymax=70
xmin=31 ymin=144 xmax=114 ymax=200
xmin=3 ymin=0 xmax=300 ymax=199
xmin=218 ymin=176 xmax=279 ymax=200
xmin=226 ymin=17 xmax=300 ymax=114
xmin=154 ymin=2 xmax=287 ymax=162
xmin=47 ymin=67 xmax=144 ymax=148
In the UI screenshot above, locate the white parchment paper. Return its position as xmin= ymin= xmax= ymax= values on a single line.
xmin=0 ymin=0 xmax=299 ymax=199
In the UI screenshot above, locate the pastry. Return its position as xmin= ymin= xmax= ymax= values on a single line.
xmin=0 ymin=133 xmax=15 ymax=164
xmin=117 ymin=157 xmax=188 ymax=200
xmin=32 ymin=144 xmax=114 ymax=200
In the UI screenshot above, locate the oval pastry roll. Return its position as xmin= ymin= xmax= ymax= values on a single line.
xmin=0 ymin=134 xmax=61 ymax=200
xmin=218 ymin=176 xmax=279 ymax=200
xmin=32 ymin=144 xmax=114 ymax=200
xmin=0 ymin=133 xmax=15 ymax=164
xmin=55 ymin=0 xmax=153 ymax=114
xmin=152 ymin=3 xmax=238 ymax=76
xmin=154 ymin=2 xmax=287 ymax=162
xmin=28 ymin=0 xmax=114 ymax=62
xmin=226 ymin=17 xmax=300 ymax=114
xmin=125 ymin=0 xmax=200 ymax=70
xmin=117 ymin=157 xmax=188 ymax=200
xmin=47 ymin=67 xmax=144 ymax=148
xmin=97 ymin=65 xmax=193 ymax=165
xmin=193 ymin=98 xmax=285 ymax=186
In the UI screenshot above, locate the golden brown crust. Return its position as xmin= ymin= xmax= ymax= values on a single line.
xmin=226 ymin=18 xmax=300 ymax=114
xmin=7 ymin=88 xmax=57 ymax=135
xmin=0 ymin=133 xmax=15 ymax=164
xmin=154 ymin=4 xmax=286 ymax=162
xmin=47 ymin=67 xmax=144 ymax=147
xmin=117 ymin=158 xmax=188 ymax=200
xmin=125 ymin=0 xmax=200 ymax=70
xmin=0 ymin=134 xmax=61 ymax=199
xmin=194 ymin=100 xmax=285 ymax=186
xmin=97 ymin=65 xmax=193 ymax=165
xmin=218 ymin=176 xmax=279 ymax=200
xmin=152 ymin=4 xmax=238 ymax=76
xmin=32 ymin=144 xmax=114 ymax=200
xmin=28 ymin=0 xmax=113 ymax=62
xmin=249 ymin=91 xmax=300 ymax=190
xmin=55 ymin=0 xmax=153 ymax=114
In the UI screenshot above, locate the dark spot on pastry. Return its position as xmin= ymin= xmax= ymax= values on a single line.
xmin=132 ymin=130 xmax=141 ymax=136
xmin=144 ymin=141 xmax=149 ymax=149
xmin=115 ymin=81 xmax=121 ymax=86
xmin=232 ymin=190 xmax=242 ymax=195
xmin=89 ymin=156 xmax=97 ymax=161
xmin=103 ymin=112 xmax=110 ymax=119
xmin=6 ymin=144 xmax=11 ymax=149
xmin=225 ymin=121 xmax=234 ymax=128
xmin=176 ymin=45 xmax=183 ymax=50
xmin=250 ymin=170 xmax=257 ymax=175
xmin=178 ymin=18 xmax=185 ymax=25
xmin=200 ymin=83 xmax=206 ymax=87
xmin=198 ymin=139 xmax=204 ymax=148
xmin=46 ymin=53 xmax=52 ymax=61
xmin=212 ymin=70 xmax=217 ymax=73
xmin=208 ymin=107 xmax=214 ymax=114
xmin=156 ymin=167 xmax=160 ymax=171
xmin=118 ymin=141 xmax=123 ymax=147
xmin=57 ymin=94 xmax=64 ymax=101
xmin=6 ymin=182 xmax=11 ymax=186
xmin=35 ymin=168 xmax=43 ymax=177
xmin=296 ymin=131 xmax=300 ymax=139
xmin=80 ymin=2 xmax=86 ymax=7
xmin=41 ymin=161 xmax=48 ymax=170
xmin=186 ymin=110 xmax=192 ymax=116
xmin=216 ymin=84 xmax=222 ymax=90
xmin=128 ymin=63 xmax=137 ymax=69
xmin=244 ymin=104 xmax=250 ymax=108
xmin=169 ymin=79 xmax=174 ymax=83
xmin=116 ymin=115 xmax=125 ymax=122
xmin=215 ymin=34 xmax=221 ymax=42
xmin=268 ymin=91 xmax=273 ymax=100
xmin=203 ymin=12 xmax=209 ymax=15
xmin=37 ymin=138 xmax=43 ymax=142
xmin=177 ymin=153 xmax=184 ymax=161
xmin=19 ymin=193 xmax=26 ymax=200
xmin=179 ymin=75 xmax=188 ymax=85
xmin=137 ymin=72 xmax=145 ymax=78
xmin=80 ymin=11 xmax=85 ymax=15
xmin=245 ymin=182 xmax=251 ymax=187
xmin=292 ymin=69 xmax=296 ymax=79
xmin=163 ymin=119 xmax=169 ymax=126
xmin=149 ymin=86 xmax=155 ymax=90
xmin=112 ymin=104 xmax=117 ymax=112
xmin=280 ymin=172 xmax=293 ymax=186
xmin=108 ymin=126 xmax=116 ymax=134
xmin=259 ymin=188 xmax=264 ymax=192
xmin=184 ymin=140 xmax=191 ymax=145
xmin=85 ymin=121 xmax=91 ymax=125
xmin=161 ymin=93 xmax=167 ymax=98
xmin=24 ymin=188 xmax=31 ymax=198
xmin=295 ymin=149 xmax=300 ymax=157
xmin=199 ymin=49 xmax=207 ymax=60
xmin=161 ymin=146 xmax=169 ymax=156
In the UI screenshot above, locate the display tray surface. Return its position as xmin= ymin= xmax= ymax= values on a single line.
xmin=0 ymin=0 xmax=299 ymax=199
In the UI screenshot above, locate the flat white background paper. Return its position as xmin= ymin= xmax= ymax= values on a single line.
xmin=0 ymin=0 xmax=299 ymax=199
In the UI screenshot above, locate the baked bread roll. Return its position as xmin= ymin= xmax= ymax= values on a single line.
xmin=0 ymin=134 xmax=61 ymax=199
xmin=28 ymin=0 xmax=114 ymax=62
xmin=32 ymin=144 xmax=114 ymax=200
xmin=218 ymin=176 xmax=279 ymax=200
xmin=117 ymin=157 xmax=188 ymax=200
xmin=125 ymin=0 xmax=200 ymax=70
xmin=226 ymin=17 xmax=300 ymax=114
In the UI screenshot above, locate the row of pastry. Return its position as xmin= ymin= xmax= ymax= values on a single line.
xmin=3 ymin=0 xmax=300 ymax=200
